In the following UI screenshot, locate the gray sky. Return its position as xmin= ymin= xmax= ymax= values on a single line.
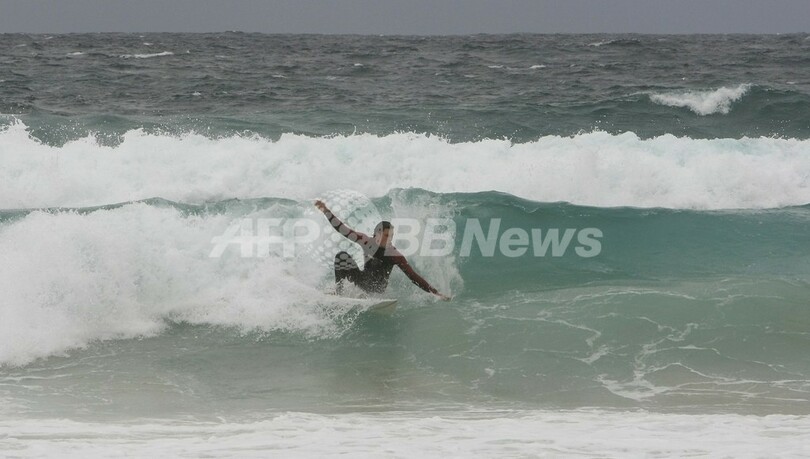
xmin=1 ymin=0 xmax=808 ymax=34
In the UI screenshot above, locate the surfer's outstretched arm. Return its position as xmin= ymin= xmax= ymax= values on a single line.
xmin=393 ymin=254 xmax=452 ymax=301
xmin=314 ymin=200 xmax=370 ymax=245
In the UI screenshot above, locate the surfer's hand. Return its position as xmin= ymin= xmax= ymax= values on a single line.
xmin=436 ymin=293 xmax=452 ymax=301
xmin=314 ymin=199 xmax=327 ymax=213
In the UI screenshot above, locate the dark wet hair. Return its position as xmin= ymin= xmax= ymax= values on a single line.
xmin=374 ymin=221 xmax=392 ymax=234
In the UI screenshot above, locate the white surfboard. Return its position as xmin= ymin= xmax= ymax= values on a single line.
xmin=325 ymin=288 xmax=398 ymax=315
xmin=366 ymin=299 xmax=398 ymax=315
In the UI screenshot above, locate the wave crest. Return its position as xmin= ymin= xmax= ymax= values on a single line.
xmin=2 ymin=121 xmax=809 ymax=210
xmin=649 ymin=84 xmax=751 ymax=115
xmin=119 ymin=51 xmax=174 ymax=59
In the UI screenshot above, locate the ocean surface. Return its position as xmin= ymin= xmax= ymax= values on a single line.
xmin=1 ymin=33 xmax=810 ymax=456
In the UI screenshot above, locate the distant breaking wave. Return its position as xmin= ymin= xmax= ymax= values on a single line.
xmin=119 ymin=51 xmax=174 ymax=59
xmin=649 ymin=84 xmax=751 ymax=115
xmin=587 ymin=38 xmax=642 ymax=48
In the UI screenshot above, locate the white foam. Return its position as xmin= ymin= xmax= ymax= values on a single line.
xmin=119 ymin=51 xmax=174 ymax=59
xmin=649 ymin=84 xmax=751 ymax=115
xmin=1 ymin=121 xmax=808 ymax=210
xmin=0 ymin=200 xmax=459 ymax=366
xmin=588 ymin=40 xmax=614 ymax=47
xmin=0 ymin=204 xmax=344 ymax=366
xmin=2 ymin=410 xmax=808 ymax=457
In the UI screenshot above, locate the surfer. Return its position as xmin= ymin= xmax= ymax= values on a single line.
xmin=315 ymin=200 xmax=451 ymax=301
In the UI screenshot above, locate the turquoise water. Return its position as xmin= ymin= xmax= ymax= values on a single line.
xmin=2 ymin=192 xmax=808 ymax=419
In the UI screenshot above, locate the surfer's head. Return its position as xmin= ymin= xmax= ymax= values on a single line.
xmin=374 ymin=221 xmax=393 ymax=246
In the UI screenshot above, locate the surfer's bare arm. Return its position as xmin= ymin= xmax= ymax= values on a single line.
xmin=314 ymin=200 xmax=370 ymax=245
xmin=394 ymin=255 xmax=451 ymax=301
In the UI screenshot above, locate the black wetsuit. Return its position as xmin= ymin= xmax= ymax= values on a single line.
xmin=323 ymin=209 xmax=439 ymax=296
xmin=334 ymin=246 xmax=395 ymax=294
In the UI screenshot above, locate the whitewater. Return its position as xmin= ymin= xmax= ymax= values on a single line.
xmin=2 ymin=121 xmax=809 ymax=210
